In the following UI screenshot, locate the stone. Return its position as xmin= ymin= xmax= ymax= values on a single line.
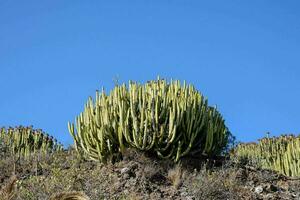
xmin=123 ymin=189 xmax=129 ymax=195
xmin=265 ymin=193 xmax=274 ymax=199
xmin=186 ymin=196 xmax=195 ymax=200
xmin=255 ymin=185 xmax=263 ymax=194
xmin=180 ymin=192 xmax=188 ymax=196
xmin=120 ymin=167 xmax=130 ymax=174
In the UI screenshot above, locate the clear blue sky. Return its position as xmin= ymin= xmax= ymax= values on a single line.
xmin=1 ymin=1 xmax=300 ymax=146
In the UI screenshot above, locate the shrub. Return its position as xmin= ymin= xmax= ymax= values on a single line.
xmin=0 ymin=126 xmax=63 ymax=159
xmin=68 ymin=78 xmax=230 ymax=162
xmin=234 ymin=135 xmax=300 ymax=177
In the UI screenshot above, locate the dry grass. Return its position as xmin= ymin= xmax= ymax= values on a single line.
xmin=167 ymin=164 xmax=183 ymax=189
xmin=49 ymin=191 xmax=90 ymax=200
xmin=183 ymin=165 xmax=256 ymax=200
xmin=0 ymin=175 xmax=17 ymax=200
xmin=1 ymin=148 xmax=298 ymax=199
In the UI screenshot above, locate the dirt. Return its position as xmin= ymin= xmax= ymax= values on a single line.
xmin=0 ymin=149 xmax=300 ymax=200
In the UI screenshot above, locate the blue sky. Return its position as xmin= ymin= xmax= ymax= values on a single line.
xmin=1 ymin=1 xmax=300 ymax=146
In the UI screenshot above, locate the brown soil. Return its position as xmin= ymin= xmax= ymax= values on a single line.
xmin=0 ymin=149 xmax=300 ymax=200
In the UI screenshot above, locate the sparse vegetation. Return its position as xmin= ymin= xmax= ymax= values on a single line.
xmin=0 ymin=175 xmax=17 ymax=200
xmin=1 ymin=148 xmax=300 ymax=200
xmin=1 ymin=79 xmax=300 ymax=199
xmin=167 ymin=164 xmax=183 ymax=189
xmin=49 ymin=191 xmax=90 ymax=200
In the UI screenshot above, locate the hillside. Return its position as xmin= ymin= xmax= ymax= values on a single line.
xmin=1 ymin=148 xmax=300 ymax=200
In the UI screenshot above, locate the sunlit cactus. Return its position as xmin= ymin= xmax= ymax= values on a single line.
xmin=234 ymin=134 xmax=300 ymax=177
xmin=0 ymin=126 xmax=63 ymax=159
xmin=68 ymin=78 xmax=230 ymax=162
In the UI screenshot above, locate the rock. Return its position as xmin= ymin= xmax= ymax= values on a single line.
xmin=186 ymin=196 xmax=195 ymax=200
xmin=255 ymin=185 xmax=263 ymax=194
xmin=264 ymin=193 xmax=274 ymax=199
xmin=120 ymin=167 xmax=130 ymax=174
xmin=291 ymin=193 xmax=298 ymax=198
xmin=248 ymin=180 xmax=255 ymax=186
xmin=123 ymin=189 xmax=129 ymax=195
xmin=180 ymin=191 xmax=188 ymax=196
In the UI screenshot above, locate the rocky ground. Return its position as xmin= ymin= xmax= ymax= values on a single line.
xmin=0 ymin=148 xmax=300 ymax=200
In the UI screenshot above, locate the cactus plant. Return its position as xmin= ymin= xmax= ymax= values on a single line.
xmin=0 ymin=126 xmax=63 ymax=159
xmin=234 ymin=134 xmax=300 ymax=177
xmin=69 ymin=78 xmax=230 ymax=162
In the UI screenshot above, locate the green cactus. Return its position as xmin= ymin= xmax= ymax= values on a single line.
xmin=68 ymin=78 xmax=229 ymax=162
xmin=0 ymin=126 xmax=63 ymax=159
xmin=234 ymin=134 xmax=300 ymax=177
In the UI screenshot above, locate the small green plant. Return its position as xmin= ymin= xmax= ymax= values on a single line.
xmin=69 ymin=78 xmax=230 ymax=162
xmin=234 ymin=134 xmax=300 ymax=177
